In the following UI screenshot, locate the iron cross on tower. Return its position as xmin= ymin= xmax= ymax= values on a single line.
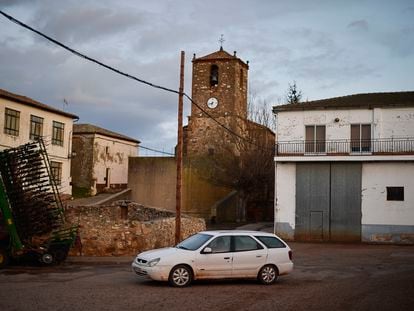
xmin=219 ymin=34 xmax=225 ymax=50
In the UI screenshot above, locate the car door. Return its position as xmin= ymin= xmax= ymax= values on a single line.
xmin=231 ymin=235 xmax=267 ymax=278
xmin=194 ymin=235 xmax=232 ymax=279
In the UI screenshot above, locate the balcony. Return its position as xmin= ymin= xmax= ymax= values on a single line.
xmin=275 ymin=138 xmax=414 ymax=156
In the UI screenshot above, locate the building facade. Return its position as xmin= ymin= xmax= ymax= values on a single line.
xmin=273 ymin=92 xmax=414 ymax=244
xmin=0 ymin=88 xmax=78 ymax=195
xmin=71 ymin=124 xmax=139 ymax=196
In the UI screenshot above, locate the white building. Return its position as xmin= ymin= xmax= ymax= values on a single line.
xmin=273 ymin=92 xmax=414 ymax=244
xmin=71 ymin=124 xmax=139 ymax=196
xmin=0 ymin=88 xmax=78 ymax=195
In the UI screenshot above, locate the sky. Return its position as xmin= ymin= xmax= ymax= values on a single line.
xmin=0 ymin=0 xmax=413 ymax=155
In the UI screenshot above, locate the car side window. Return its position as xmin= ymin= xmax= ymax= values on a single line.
xmin=234 ymin=236 xmax=263 ymax=252
xmin=207 ymin=236 xmax=231 ymax=253
xmin=255 ymin=236 xmax=286 ymax=248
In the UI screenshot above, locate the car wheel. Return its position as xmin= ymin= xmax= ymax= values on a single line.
xmin=258 ymin=265 xmax=278 ymax=285
xmin=169 ymin=265 xmax=193 ymax=287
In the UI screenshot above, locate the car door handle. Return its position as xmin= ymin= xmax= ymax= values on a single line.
xmin=224 ymin=257 xmax=231 ymax=260
xmin=256 ymin=255 xmax=262 ymax=258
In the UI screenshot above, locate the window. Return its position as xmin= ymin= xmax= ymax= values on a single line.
xmin=50 ymin=161 xmax=62 ymax=185
xmin=176 ymin=233 xmax=212 ymax=251
xmin=351 ymin=124 xmax=371 ymax=152
xmin=255 ymin=236 xmax=286 ymax=248
xmin=234 ymin=236 xmax=263 ymax=252
xmin=30 ymin=115 xmax=44 ymax=140
xmin=210 ymin=64 xmax=219 ymax=86
xmin=52 ymin=121 xmax=65 ymax=146
xmin=305 ymin=125 xmax=326 ymax=153
xmin=4 ymin=108 xmax=20 ymax=136
xmin=207 ymin=236 xmax=231 ymax=253
xmin=387 ymin=187 xmax=404 ymax=201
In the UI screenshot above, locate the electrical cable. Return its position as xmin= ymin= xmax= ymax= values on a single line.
xmin=139 ymin=145 xmax=174 ymax=156
xmin=0 ymin=10 xmax=275 ymax=153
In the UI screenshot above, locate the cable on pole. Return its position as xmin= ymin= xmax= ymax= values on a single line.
xmin=0 ymin=10 xmax=275 ymax=153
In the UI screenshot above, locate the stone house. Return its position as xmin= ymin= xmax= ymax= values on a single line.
xmin=273 ymin=92 xmax=414 ymax=244
xmin=0 ymin=88 xmax=78 ymax=195
xmin=71 ymin=124 xmax=140 ymax=196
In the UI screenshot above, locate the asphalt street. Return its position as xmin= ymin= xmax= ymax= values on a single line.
xmin=0 ymin=242 xmax=413 ymax=311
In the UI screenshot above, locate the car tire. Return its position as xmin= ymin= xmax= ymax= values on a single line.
xmin=258 ymin=264 xmax=278 ymax=285
xmin=168 ymin=265 xmax=193 ymax=287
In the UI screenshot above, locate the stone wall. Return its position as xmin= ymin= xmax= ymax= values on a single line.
xmin=66 ymin=201 xmax=205 ymax=256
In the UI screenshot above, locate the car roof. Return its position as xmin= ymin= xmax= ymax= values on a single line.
xmin=199 ymin=230 xmax=276 ymax=237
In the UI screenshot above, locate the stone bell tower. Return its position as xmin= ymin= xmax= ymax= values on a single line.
xmin=184 ymin=47 xmax=249 ymax=157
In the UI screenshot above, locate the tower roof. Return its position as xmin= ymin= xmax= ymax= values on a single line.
xmin=193 ymin=49 xmax=248 ymax=68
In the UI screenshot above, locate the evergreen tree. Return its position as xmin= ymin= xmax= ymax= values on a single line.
xmin=286 ymin=81 xmax=303 ymax=104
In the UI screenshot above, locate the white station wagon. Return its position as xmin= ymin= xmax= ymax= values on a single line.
xmin=132 ymin=230 xmax=293 ymax=287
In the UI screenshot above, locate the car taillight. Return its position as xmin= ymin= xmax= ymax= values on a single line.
xmin=288 ymin=250 xmax=293 ymax=261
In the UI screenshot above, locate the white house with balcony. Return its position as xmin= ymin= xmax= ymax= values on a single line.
xmin=0 ymin=88 xmax=78 ymax=195
xmin=273 ymin=92 xmax=414 ymax=244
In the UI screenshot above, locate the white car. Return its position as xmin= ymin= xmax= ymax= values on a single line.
xmin=132 ymin=230 xmax=293 ymax=287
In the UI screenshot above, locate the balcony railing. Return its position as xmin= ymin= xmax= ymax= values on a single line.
xmin=275 ymin=138 xmax=414 ymax=156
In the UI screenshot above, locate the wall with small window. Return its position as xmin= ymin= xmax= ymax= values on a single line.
xmin=361 ymin=162 xmax=414 ymax=226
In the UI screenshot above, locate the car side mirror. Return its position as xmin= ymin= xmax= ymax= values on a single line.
xmin=203 ymin=247 xmax=212 ymax=254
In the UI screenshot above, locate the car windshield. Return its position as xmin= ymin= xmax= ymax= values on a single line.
xmin=176 ymin=233 xmax=213 ymax=251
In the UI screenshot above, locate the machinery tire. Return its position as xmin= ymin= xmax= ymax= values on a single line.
xmin=0 ymin=248 xmax=10 ymax=269
xmin=40 ymin=252 xmax=55 ymax=265
xmin=52 ymin=246 xmax=69 ymax=263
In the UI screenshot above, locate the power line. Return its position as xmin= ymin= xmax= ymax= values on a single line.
xmin=139 ymin=145 xmax=174 ymax=156
xmin=0 ymin=10 xmax=179 ymax=96
xmin=0 ymin=10 xmax=274 ymax=153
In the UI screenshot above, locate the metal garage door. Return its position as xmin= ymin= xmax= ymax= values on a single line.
xmin=295 ymin=163 xmax=361 ymax=242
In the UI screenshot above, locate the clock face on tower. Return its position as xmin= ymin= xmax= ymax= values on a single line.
xmin=207 ymin=97 xmax=218 ymax=109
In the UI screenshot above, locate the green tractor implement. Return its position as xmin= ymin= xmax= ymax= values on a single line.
xmin=0 ymin=139 xmax=78 ymax=267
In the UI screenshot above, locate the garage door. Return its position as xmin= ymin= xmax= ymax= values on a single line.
xmin=295 ymin=163 xmax=361 ymax=242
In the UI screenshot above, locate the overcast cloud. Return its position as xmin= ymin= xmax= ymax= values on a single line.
xmin=0 ymin=0 xmax=413 ymax=154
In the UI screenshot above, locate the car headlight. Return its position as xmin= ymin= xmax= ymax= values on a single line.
xmin=147 ymin=258 xmax=160 ymax=267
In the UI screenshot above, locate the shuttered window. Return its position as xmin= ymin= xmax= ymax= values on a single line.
xmin=30 ymin=115 xmax=44 ymax=140
xmin=52 ymin=121 xmax=64 ymax=146
xmin=4 ymin=108 xmax=20 ymax=136
xmin=305 ymin=125 xmax=326 ymax=153
xmin=351 ymin=124 xmax=371 ymax=152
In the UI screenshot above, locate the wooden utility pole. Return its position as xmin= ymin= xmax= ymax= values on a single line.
xmin=175 ymin=51 xmax=185 ymax=244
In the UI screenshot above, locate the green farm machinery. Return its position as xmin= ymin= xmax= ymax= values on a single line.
xmin=0 ymin=139 xmax=78 ymax=267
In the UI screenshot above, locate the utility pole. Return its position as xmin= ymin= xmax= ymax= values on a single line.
xmin=175 ymin=51 xmax=185 ymax=244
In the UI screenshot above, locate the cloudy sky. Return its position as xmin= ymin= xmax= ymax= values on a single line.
xmin=1 ymin=0 xmax=413 ymax=155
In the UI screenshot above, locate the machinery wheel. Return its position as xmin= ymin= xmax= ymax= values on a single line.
xmin=258 ymin=264 xmax=278 ymax=285
xmin=52 ymin=246 xmax=69 ymax=263
xmin=40 ymin=253 xmax=54 ymax=265
xmin=168 ymin=265 xmax=193 ymax=287
xmin=0 ymin=248 xmax=10 ymax=269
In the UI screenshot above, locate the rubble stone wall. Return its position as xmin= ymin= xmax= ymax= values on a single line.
xmin=65 ymin=201 xmax=206 ymax=256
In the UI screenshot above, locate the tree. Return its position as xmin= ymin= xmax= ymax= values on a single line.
xmin=286 ymin=81 xmax=303 ymax=104
xmin=190 ymin=96 xmax=275 ymax=222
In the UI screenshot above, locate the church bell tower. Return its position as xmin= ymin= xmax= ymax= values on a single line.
xmin=184 ymin=46 xmax=249 ymax=157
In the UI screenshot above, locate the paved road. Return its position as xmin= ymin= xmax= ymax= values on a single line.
xmin=1 ymin=243 xmax=413 ymax=311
